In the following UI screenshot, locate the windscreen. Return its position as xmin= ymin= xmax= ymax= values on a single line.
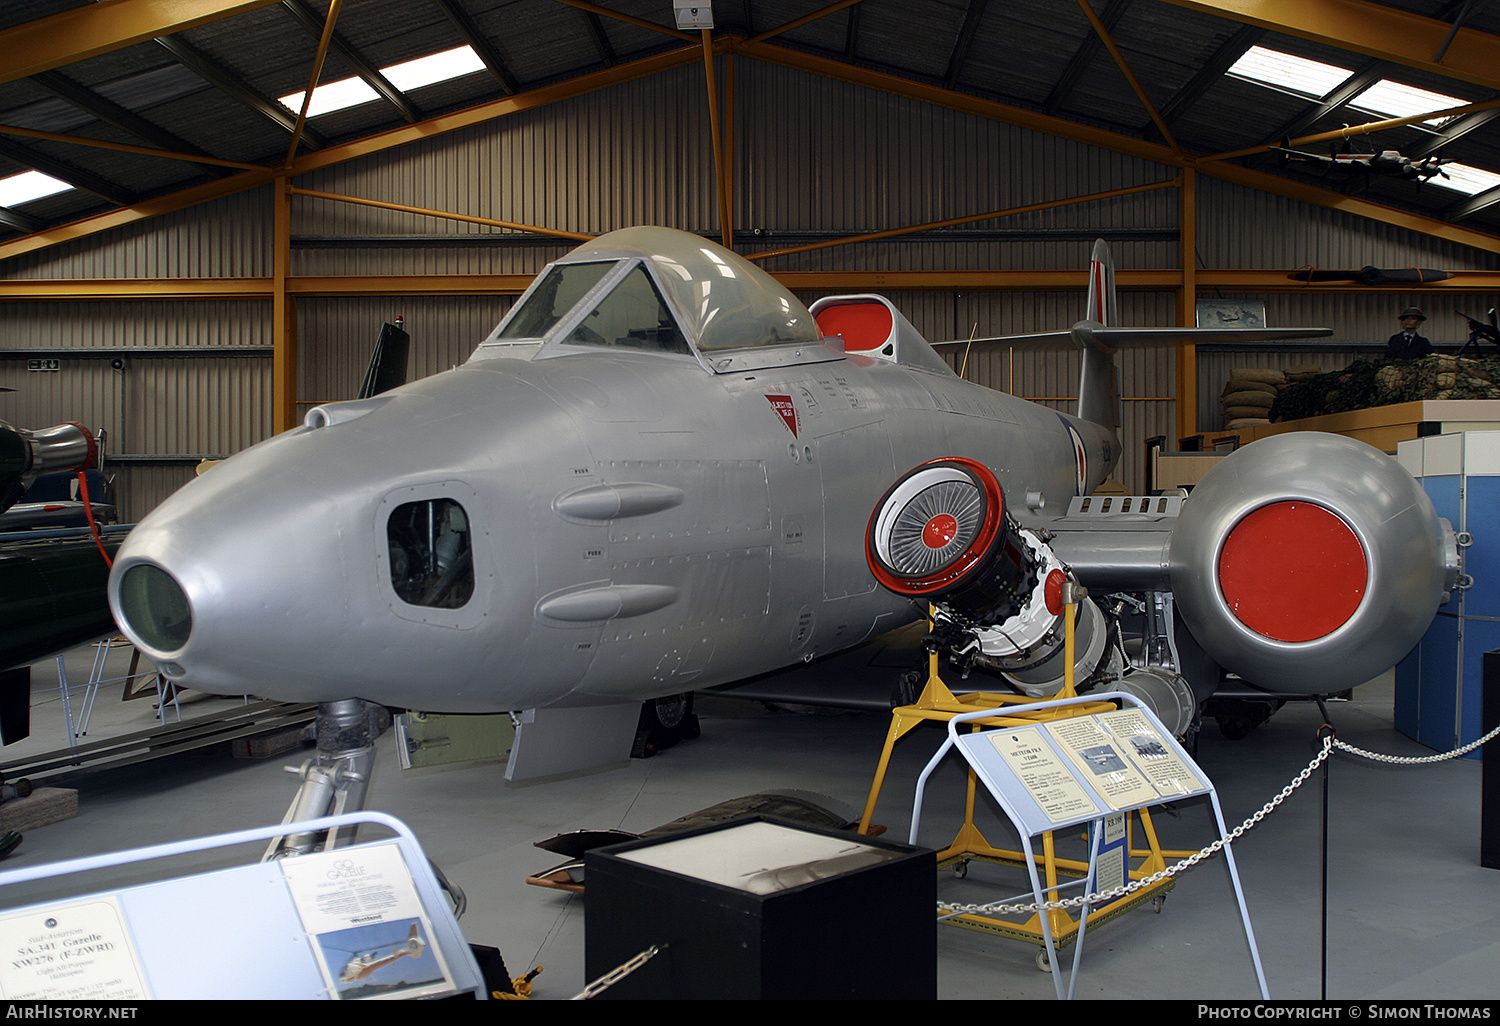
xmin=490 ymin=261 xmax=614 ymax=341
xmin=564 ymin=265 xmax=690 ymax=354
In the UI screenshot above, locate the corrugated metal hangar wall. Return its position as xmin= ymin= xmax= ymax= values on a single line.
xmin=2 ymin=58 xmax=1496 ymax=520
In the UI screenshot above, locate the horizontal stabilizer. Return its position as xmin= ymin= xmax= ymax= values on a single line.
xmin=1070 ymin=323 xmax=1333 ymax=354
xmin=935 ymin=323 xmax=1333 ymax=353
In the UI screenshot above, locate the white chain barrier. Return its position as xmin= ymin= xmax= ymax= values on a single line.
xmin=569 ymin=943 xmax=663 ymax=1000
xmin=936 ymin=720 xmax=1500 ymax=919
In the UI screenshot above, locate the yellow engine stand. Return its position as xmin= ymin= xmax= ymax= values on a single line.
xmin=856 ymin=602 xmax=1192 ymax=958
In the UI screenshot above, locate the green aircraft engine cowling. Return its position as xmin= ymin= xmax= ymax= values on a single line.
xmin=0 ymin=533 xmax=125 ymax=673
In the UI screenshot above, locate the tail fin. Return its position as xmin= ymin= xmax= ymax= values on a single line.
xmin=1085 ymin=239 xmax=1117 ymax=327
xmin=933 ymin=239 xmax=1332 ymax=436
xmin=1077 ymin=239 xmax=1120 ymax=432
xmin=357 ymin=318 xmax=411 ymax=400
xmin=1073 ymin=240 xmax=1331 ymax=435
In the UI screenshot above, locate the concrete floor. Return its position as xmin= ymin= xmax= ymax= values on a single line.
xmin=0 ymin=638 xmax=1497 ymax=1001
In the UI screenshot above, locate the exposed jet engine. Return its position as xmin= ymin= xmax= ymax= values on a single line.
xmin=866 ymin=456 xmax=1117 ymax=700
xmin=868 ymin=433 xmax=1458 ymax=738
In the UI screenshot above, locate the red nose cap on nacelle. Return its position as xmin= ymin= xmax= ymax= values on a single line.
xmin=1217 ymin=501 xmax=1368 ymax=643
xmin=1170 ymin=431 xmax=1453 ymax=695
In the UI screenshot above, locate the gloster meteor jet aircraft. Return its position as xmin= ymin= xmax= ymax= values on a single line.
xmin=107 ymin=227 xmax=1457 ymax=768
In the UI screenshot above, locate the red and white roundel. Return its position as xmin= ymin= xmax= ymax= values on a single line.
xmin=1060 ymin=417 xmax=1088 ymax=495
xmin=866 ymin=457 xmax=1006 ymax=596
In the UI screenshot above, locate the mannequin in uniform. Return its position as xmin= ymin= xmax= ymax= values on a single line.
xmin=1386 ymin=307 xmax=1433 ymax=360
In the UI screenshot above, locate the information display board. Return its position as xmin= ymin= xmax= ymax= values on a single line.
xmin=911 ymin=693 xmax=1265 ymax=1001
xmin=955 ymin=707 xmax=1211 ymax=844
xmin=0 ymin=813 xmax=482 ymax=1001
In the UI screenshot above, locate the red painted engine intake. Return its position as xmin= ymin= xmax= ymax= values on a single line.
xmin=866 ymin=457 xmax=1036 ymax=622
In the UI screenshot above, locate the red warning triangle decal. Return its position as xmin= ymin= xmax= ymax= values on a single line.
xmin=766 ymin=394 xmax=798 ymax=437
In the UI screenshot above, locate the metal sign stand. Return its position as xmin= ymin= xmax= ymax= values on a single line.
xmin=909 ymin=692 xmax=1268 ymax=1001
xmin=0 ymin=812 xmax=485 ymax=1000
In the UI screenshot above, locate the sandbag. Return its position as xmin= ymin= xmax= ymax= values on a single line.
xmin=1229 ymin=367 xmax=1286 ymax=386
xmin=1222 ymin=379 xmax=1279 ymax=397
xmin=1222 ymin=390 xmax=1276 ymax=408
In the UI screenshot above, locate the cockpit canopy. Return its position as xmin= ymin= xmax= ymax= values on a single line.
xmin=482 ymin=226 xmax=822 ymax=355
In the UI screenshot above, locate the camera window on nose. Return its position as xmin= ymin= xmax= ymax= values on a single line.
xmin=386 ymin=498 xmax=475 ymax=609
xmin=118 ymin=563 xmax=192 ymax=651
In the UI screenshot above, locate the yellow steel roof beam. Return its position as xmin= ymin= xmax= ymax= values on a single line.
xmin=288 ymin=186 xmax=594 ymax=241
xmin=745 ymin=181 xmax=1180 ymax=262
xmin=746 ymin=0 xmax=867 ymax=44
xmin=282 ymin=45 xmax=701 ymax=176
xmin=1206 ymin=97 xmax=1500 ymax=163
xmin=734 ymin=38 xmax=1500 ymax=255
xmin=0 ymin=45 xmax=701 ymax=264
xmin=5 ymin=269 xmax=1500 ymax=301
xmin=0 ymin=124 xmax=269 ymax=171
xmin=549 ymin=0 xmax=696 ymax=42
xmin=1075 ymin=0 xmax=1180 ymax=155
xmin=0 ymin=0 xmax=284 ymax=85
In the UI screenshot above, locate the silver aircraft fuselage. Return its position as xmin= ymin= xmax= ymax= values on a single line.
xmin=109 ymin=227 xmax=1454 ymax=718
xmin=109 ymin=228 xmax=1113 ymax=711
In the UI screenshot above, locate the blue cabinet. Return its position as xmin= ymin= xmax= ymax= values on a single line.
xmin=1395 ymin=432 xmax=1499 ymax=756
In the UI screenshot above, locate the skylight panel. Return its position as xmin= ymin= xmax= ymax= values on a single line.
xmin=280 ymin=77 xmax=379 ymax=118
xmin=1228 ymin=46 xmax=1351 ymax=99
xmin=1431 ymin=162 xmax=1500 ymax=196
xmin=280 ymin=45 xmax=486 ymax=118
xmin=1350 ymin=79 xmax=1466 ymax=127
xmin=0 ymin=171 xmax=72 ymax=207
xmin=382 ymin=46 xmax=485 ymax=91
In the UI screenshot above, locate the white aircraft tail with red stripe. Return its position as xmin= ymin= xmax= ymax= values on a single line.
xmin=1085 ymin=238 xmax=1117 ymax=327
xmin=933 ymin=239 xmax=1332 ymax=437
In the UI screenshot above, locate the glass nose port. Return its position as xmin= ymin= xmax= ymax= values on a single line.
xmin=118 ymin=563 xmax=193 ymax=652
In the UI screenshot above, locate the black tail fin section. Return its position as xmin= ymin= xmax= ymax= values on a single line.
xmin=357 ymin=319 xmax=411 ymax=400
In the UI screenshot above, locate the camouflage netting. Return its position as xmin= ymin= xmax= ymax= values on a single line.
xmin=1270 ymin=354 xmax=1500 ymax=422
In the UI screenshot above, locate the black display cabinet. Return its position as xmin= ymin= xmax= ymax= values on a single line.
xmin=585 ymin=814 xmax=936 ymax=1000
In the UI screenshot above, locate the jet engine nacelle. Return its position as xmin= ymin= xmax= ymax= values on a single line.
xmin=1168 ymin=431 xmax=1457 ymax=695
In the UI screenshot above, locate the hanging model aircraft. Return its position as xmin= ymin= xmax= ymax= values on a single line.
xmin=1286 ymin=265 xmax=1452 ymax=286
xmin=104 ymin=227 xmax=1458 ymax=808
xmin=1276 ymin=142 xmax=1450 ymax=185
